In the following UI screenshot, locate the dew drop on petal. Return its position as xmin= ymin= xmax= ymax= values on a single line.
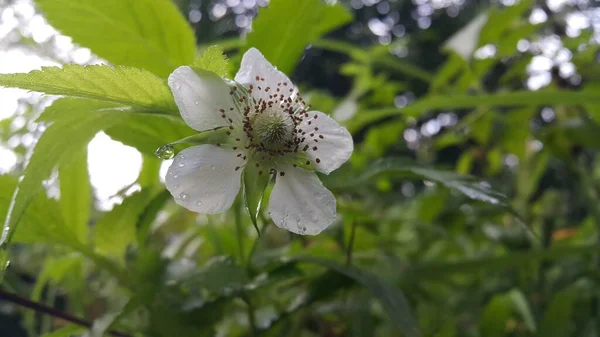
xmin=194 ymin=101 xmax=199 ymax=105
xmin=210 ymin=165 xmax=216 ymax=170
xmin=196 ymin=201 xmax=203 ymax=206
xmin=178 ymin=193 xmax=187 ymax=200
xmin=178 ymin=162 xmax=185 ymax=168
xmin=155 ymin=145 xmax=174 ymax=159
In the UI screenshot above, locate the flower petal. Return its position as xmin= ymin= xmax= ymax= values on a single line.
xmin=300 ymin=111 xmax=353 ymax=174
xmin=165 ymin=145 xmax=243 ymax=214
xmin=168 ymin=66 xmax=237 ymax=132
xmin=268 ymin=165 xmax=336 ymax=235
xmin=234 ymin=48 xmax=297 ymax=102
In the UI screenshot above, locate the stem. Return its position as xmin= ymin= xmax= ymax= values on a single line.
xmin=0 ymin=288 xmax=131 ymax=337
xmin=242 ymin=294 xmax=258 ymax=337
xmin=346 ymin=220 xmax=357 ymax=266
xmin=234 ymin=199 xmax=246 ymax=263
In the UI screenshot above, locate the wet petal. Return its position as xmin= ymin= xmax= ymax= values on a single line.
xmin=234 ymin=48 xmax=298 ymax=102
xmin=300 ymin=111 xmax=353 ymax=174
xmin=165 ymin=145 xmax=243 ymax=214
xmin=168 ymin=66 xmax=238 ymax=132
xmin=268 ymin=165 xmax=336 ymax=235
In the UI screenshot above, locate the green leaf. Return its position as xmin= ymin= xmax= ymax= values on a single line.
xmin=350 ymin=90 xmax=600 ymax=130
xmin=58 ymin=148 xmax=90 ymax=243
xmin=408 ymin=245 xmax=599 ymax=279
xmin=0 ymin=175 xmax=69 ymax=246
xmin=294 ymin=256 xmax=421 ymax=337
xmin=479 ymin=294 xmax=512 ymax=337
xmin=193 ymin=46 xmax=230 ymax=78
xmin=35 ymin=0 xmax=196 ymax=77
xmin=41 ymin=325 xmax=86 ymax=337
xmin=0 ymin=65 xmax=177 ymax=113
xmin=243 ymin=159 xmax=272 ymax=234
xmin=508 ymin=289 xmax=536 ymax=332
xmin=1 ymin=99 xmax=135 ymax=260
xmin=103 ymin=113 xmax=195 ymax=156
xmin=359 ymin=157 xmax=510 ymax=207
xmin=174 ymin=256 xmax=248 ymax=295
xmin=246 ymin=0 xmax=352 ymax=74
xmin=539 ymin=289 xmax=576 ymax=337
xmin=95 ymin=187 xmax=163 ymax=259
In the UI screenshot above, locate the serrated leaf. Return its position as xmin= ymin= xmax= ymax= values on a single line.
xmin=95 ymin=187 xmax=163 ymax=260
xmin=193 ymin=46 xmax=230 ymax=78
xmin=0 ymin=65 xmax=176 ymax=113
xmin=359 ymin=157 xmax=510 ymax=207
xmin=59 ymin=148 xmax=90 ymax=243
xmin=35 ymin=0 xmax=196 ymax=77
xmin=243 ymin=159 xmax=272 ymax=234
xmin=246 ymin=0 xmax=352 ymax=74
xmin=0 ymin=99 xmax=137 ymax=266
xmin=293 ymin=256 xmax=421 ymax=337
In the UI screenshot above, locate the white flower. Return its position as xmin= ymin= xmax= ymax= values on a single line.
xmin=165 ymin=48 xmax=353 ymax=235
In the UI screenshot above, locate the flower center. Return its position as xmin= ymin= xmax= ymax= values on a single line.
xmin=252 ymin=109 xmax=294 ymax=150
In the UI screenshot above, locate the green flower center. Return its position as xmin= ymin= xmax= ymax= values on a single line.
xmin=251 ymin=110 xmax=294 ymax=150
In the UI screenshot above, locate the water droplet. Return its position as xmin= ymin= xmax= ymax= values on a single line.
xmin=175 ymin=84 xmax=181 ymax=90
xmin=179 ymin=193 xmax=188 ymax=200
xmin=178 ymin=162 xmax=185 ymax=167
xmin=194 ymin=101 xmax=199 ymax=105
xmin=173 ymin=174 xmax=178 ymax=179
xmin=155 ymin=145 xmax=174 ymax=159
xmin=196 ymin=201 xmax=203 ymax=206
xmin=210 ymin=165 xmax=216 ymax=170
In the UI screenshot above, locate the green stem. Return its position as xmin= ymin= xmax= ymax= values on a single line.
xmin=242 ymin=294 xmax=258 ymax=337
xmin=234 ymin=199 xmax=246 ymax=263
xmin=346 ymin=220 xmax=357 ymax=266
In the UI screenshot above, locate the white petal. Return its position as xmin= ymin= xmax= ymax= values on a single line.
xmin=165 ymin=145 xmax=243 ymax=214
xmin=168 ymin=66 xmax=237 ymax=132
xmin=234 ymin=48 xmax=297 ymax=102
xmin=300 ymin=111 xmax=353 ymax=174
xmin=268 ymin=165 xmax=336 ymax=235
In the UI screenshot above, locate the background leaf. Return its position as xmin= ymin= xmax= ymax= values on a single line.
xmin=35 ymin=0 xmax=196 ymax=77
xmin=246 ymin=0 xmax=352 ymax=74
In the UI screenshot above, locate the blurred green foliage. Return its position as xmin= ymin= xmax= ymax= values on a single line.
xmin=0 ymin=0 xmax=600 ymax=336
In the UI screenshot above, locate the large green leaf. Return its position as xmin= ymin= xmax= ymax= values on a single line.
xmin=0 ymin=100 xmax=136 ymax=268
xmin=95 ymin=187 xmax=163 ymax=260
xmin=0 ymin=65 xmax=176 ymax=113
xmin=246 ymin=0 xmax=352 ymax=74
xmin=294 ymin=256 xmax=421 ymax=337
xmin=359 ymin=157 xmax=510 ymax=207
xmin=35 ymin=0 xmax=196 ymax=77
xmin=58 ymin=149 xmax=91 ymax=243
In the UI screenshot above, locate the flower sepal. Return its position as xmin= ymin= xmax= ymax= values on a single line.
xmin=155 ymin=128 xmax=230 ymax=160
xmin=242 ymin=158 xmax=273 ymax=235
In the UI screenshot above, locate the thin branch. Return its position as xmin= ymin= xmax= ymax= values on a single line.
xmin=0 ymin=288 xmax=131 ymax=337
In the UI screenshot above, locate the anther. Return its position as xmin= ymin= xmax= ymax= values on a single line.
xmin=316 ymin=158 xmax=321 ymax=163
xmin=280 ymin=172 xmax=285 ymax=176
